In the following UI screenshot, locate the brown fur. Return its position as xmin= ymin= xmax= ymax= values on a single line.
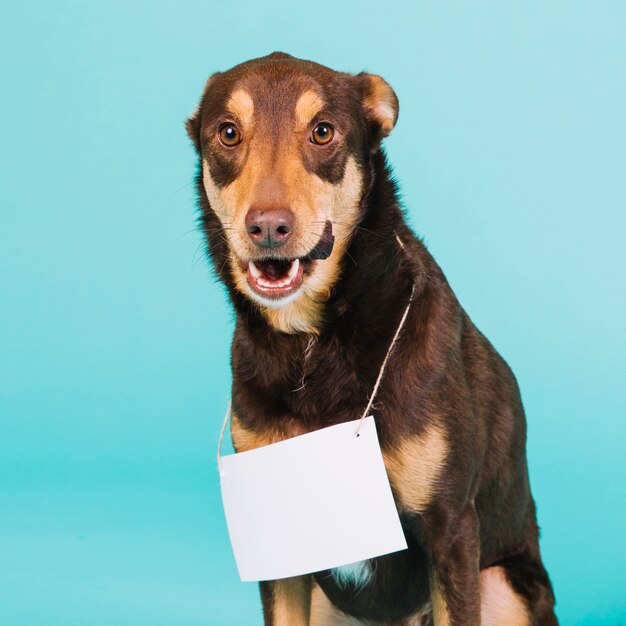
xmin=186 ymin=52 xmax=557 ymax=625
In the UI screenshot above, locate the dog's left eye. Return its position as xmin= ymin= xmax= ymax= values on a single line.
xmin=218 ymin=123 xmax=242 ymax=147
xmin=311 ymin=122 xmax=335 ymax=145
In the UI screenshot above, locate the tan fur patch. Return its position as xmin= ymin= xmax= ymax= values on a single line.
xmin=295 ymin=89 xmax=325 ymax=128
xmin=226 ymin=89 xmax=255 ymax=128
xmin=310 ymin=584 xmax=364 ymax=625
xmin=263 ymin=291 xmax=327 ymax=335
xmin=215 ymin=138 xmax=269 ymax=231
xmin=383 ymin=423 xmax=448 ymax=513
xmin=231 ymin=413 xmax=278 ymax=452
xmin=202 ymin=164 xmax=232 ymax=223
xmin=430 ymin=571 xmax=451 ymax=626
xmin=480 ymin=566 xmax=530 ymax=626
xmin=230 ymin=412 xmax=308 ymax=452
xmin=273 ymin=576 xmax=312 ymax=626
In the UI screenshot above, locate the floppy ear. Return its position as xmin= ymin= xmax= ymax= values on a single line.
xmin=185 ymin=73 xmax=221 ymax=154
xmin=355 ymin=72 xmax=399 ymax=151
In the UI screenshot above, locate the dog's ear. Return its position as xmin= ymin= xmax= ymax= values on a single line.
xmin=355 ymin=72 xmax=399 ymax=151
xmin=185 ymin=105 xmax=202 ymax=154
xmin=185 ymin=73 xmax=221 ymax=154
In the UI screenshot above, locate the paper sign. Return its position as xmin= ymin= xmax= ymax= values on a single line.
xmin=219 ymin=416 xmax=407 ymax=581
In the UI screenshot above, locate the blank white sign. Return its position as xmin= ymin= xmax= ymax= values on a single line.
xmin=219 ymin=416 xmax=408 ymax=582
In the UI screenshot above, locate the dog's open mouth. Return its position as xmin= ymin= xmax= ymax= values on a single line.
xmin=245 ymin=221 xmax=334 ymax=300
xmin=247 ymin=257 xmax=305 ymax=298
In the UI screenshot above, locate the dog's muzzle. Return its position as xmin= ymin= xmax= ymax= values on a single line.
xmin=245 ymin=221 xmax=335 ymax=300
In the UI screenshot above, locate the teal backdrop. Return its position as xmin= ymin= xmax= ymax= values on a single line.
xmin=1 ymin=1 xmax=625 ymax=624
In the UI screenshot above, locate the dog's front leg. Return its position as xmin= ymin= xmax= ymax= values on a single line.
xmin=259 ymin=575 xmax=312 ymax=626
xmin=427 ymin=505 xmax=481 ymax=626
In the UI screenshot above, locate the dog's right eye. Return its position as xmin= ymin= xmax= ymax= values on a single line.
xmin=311 ymin=122 xmax=335 ymax=145
xmin=218 ymin=123 xmax=242 ymax=147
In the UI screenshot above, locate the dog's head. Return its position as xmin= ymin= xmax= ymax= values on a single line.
xmin=186 ymin=52 xmax=398 ymax=333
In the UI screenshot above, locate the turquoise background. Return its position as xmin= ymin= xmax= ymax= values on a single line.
xmin=1 ymin=1 xmax=625 ymax=624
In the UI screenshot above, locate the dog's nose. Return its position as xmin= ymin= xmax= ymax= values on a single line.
xmin=245 ymin=208 xmax=294 ymax=249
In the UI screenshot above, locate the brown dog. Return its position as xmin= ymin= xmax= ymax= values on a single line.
xmin=186 ymin=52 xmax=557 ymax=626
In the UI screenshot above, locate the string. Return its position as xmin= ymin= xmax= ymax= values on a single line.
xmin=217 ymin=233 xmax=415 ymax=467
xmin=354 ymin=263 xmax=415 ymax=434
xmin=217 ymin=400 xmax=231 ymax=475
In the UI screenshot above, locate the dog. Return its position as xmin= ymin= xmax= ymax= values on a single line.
xmin=186 ymin=52 xmax=557 ymax=626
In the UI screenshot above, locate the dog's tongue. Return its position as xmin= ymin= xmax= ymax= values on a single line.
xmin=306 ymin=220 xmax=335 ymax=261
xmin=256 ymin=258 xmax=291 ymax=280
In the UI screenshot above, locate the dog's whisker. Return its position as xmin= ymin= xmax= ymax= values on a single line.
xmin=291 ymin=380 xmax=306 ymax=393
xmin=174 ymin=227 xmax=202 ymax=244
xmin=343 ymin=248 xmax=358 ymax=268
xmin=191 ymin=241 xmax=207 ymax=268
xmin=173 ymin=180 xmax=196 ymax=194
xmin=319 ymin=219 xmax=387 ymax=240
xmin=216 ymin=256 xmax=231 ymax=279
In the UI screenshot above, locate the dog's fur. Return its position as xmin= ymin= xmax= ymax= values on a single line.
xmin=186 ymin=52 xmax=557 ymax=625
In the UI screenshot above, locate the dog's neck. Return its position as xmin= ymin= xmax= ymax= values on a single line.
xmin=220 ymin=152 xmax=429 ymax=432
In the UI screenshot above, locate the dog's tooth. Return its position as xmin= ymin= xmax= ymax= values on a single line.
xmin=287 ymin=259 xmax=300 ymax=280
xmin=249 ymin=261 xmax=261 ymax=279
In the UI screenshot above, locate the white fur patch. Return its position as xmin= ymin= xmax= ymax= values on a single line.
xmin=243 ymin=283 xmax=305 ymax=309
xmin=330 ymin=560 xmax=374 ymax=590
xmin=376 ymin=101 xmax=396 ymax=125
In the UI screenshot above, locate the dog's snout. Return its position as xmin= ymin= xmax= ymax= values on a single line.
xmin=245 ymin=208 xmax=294 ymax=249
